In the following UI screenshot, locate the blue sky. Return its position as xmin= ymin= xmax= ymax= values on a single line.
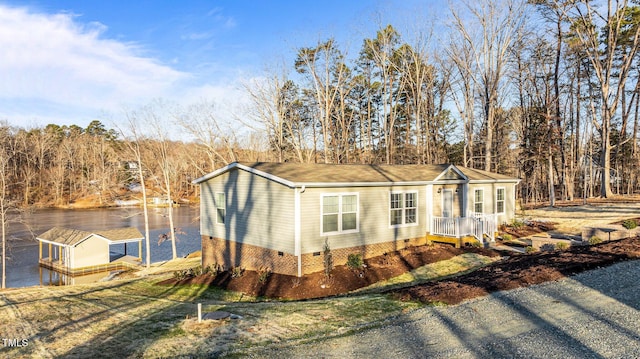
xmin=0 ymin=0 xmax=447 ymax=131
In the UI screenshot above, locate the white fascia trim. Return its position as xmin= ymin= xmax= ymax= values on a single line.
xmin=36 ymin=238 xmax=72 ymax=248
xmin=192 ymin=162 xmax=296 ymax=188
xmin=192 ymin=162 xmax=236 ymax=184
xmin=433 ymin=164 xmax=468 ymax=181
xmin=468 ymin=179 xmax=521 ymax=184
xmin=298 ymin=181 xmax=436 ymax=188
xmin=104 ymin=238 xmax=145 ymax=245
xmin=431 ymin=180 xmax=468 ymax=185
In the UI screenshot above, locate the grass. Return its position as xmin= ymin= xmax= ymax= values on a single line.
xmin=354 ymin=253 xmax=498 ymax=293
xmin=0 ymin=252 xmax=497 ymax=358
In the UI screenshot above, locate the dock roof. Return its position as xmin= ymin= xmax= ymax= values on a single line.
xmin=37 ymin=227 xmax=144 ymax=247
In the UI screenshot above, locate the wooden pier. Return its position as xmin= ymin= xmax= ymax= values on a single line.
xmin=39 ymin=255 xmax=141 ymax=277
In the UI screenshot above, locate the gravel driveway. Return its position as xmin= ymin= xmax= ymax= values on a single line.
xmin=249 ymin=259 xmax=640 ymax=358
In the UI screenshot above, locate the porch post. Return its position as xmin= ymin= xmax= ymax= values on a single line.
xmin=58 ymin=246 xmax=62 ymax=265
xmin=294 ymin=186 xmax=303 ymax=277
xmin=39 ymin=241 xmax=42 ymax=260
xmin=138 ymin=240 xmax=142 ymax=261
xmin=455 ymin=217 xmax=460 ymax=237
xmin=425 ymin=184 xmax=433 ymax=235
xmin=462 ymin=182 xmax=469 ymax=217
xmin=48 ymin=243 xmax=52 ymax=261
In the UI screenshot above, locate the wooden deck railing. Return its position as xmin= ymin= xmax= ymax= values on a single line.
xmin=39 ymin=258 xmax=140 ymax=277
xmin=432 ymin=214 xmax=496 ymax=243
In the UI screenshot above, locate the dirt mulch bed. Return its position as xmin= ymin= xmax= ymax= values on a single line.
xmin=159 ymin=236 xmax=640 ymax=304
xmin=391 ymin=236 xmax=640 ymax=305
xmin=158 ymin=244 xmax=500 ymax=300
xmin=501 ymin=220 xmax=556 ymax=238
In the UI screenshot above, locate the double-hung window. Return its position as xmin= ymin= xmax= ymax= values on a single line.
xmin=474 ymin=189 xmax=484 ymax=214
xmin=496 ymin=188 xmax=505 ymax=214
xmin=215 ymin=192 xmax=226 ymax=224
xmin=322 ymin=194 xmax=358 ymax=234
xmin=390 ymin=192 xmax=418 ymax=227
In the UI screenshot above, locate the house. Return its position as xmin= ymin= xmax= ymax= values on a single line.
xmin=193 ymin=162 xmax=520 ymax=277
xmin=37 ymin=227 xmax=144 ymax=276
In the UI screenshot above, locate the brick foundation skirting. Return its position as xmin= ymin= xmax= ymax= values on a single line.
xmin=202 ymin=235 xmax=429 ymax=277
xmin=201 ymin=236 xmax=299 ymax=276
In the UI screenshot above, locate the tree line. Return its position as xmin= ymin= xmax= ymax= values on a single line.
xmin=248 ymin=0 xmax=640 ymax=204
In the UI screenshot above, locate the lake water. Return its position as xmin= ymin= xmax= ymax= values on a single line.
xmin=2 ymin=206 xmax=201 ymax=288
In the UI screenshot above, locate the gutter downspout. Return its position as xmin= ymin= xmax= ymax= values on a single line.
xmin=295 ymin=185 xmax=305 ymax=277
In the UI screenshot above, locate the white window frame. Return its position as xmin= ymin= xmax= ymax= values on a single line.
xmin=496 ymin=187 xmax=505 ymax=214
xmin=474 ymin=189 xmax=484 ymax=214
xmin=320 ymin=193 xmax=359 ymax=235
xmin=215 ymin=192 xmax=226 ymax=225
xmin=390 ymin=191 xmax=419 ymax=228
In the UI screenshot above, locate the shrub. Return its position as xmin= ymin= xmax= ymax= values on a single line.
xmin=257 ymin=267 xmax=271 ymax=284
xmin=204 ymin=263 xmax=223 ymax=275
xmin=540 ymin=243 xmax=556 ymax=252
xmin=192 ymin=265 xmax=204 ymax=276
xmin=524 ymin=246 xmax=537 ymax=254
xmin=173 ymin=270 xmax=188 ymax=280
xmin=623 ymin=219 xmax=638 ymax=230
xmin=588 ymin=236 xmax=603 ymax=245
xmin=511 ymin=219 xmax=525 ymax=229
xmin=173 ymin=267 xmax=203 ymax=280
xmin=231 ymin=266 xmax=245 ymax=278
xmin=555 ymin=241 xmax=569 ymax=251
xmin=501 ymin=233 xmax=513 ymax=241
xmin=291 ymin=277 xmax=301 ymax=288
xmin=346 ymin=253 xmax=364 ymax=270
xmin=323 ymin=239 xmax=333 ymax=277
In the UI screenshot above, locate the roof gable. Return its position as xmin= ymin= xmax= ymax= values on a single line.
xmin=434 ymin=165 xmax=467 ymax=181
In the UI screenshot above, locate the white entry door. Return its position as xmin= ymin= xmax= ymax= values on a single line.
xmin=442 ymin=189 xmax=453 ymax=217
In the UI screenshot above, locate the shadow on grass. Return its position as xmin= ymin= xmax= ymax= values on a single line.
xmin=0 ymin=277 xmax=224 ymax=358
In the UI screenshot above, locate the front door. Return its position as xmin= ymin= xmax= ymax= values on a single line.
xmin=442 ymin=189 xmax=453 ymax=217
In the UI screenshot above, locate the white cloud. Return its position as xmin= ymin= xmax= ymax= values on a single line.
xmin=0 ymin=5 xmax=190 ymax=123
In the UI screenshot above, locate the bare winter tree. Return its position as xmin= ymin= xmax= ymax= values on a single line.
xmin=116 ymin=110 xmax=152 ymax=269
xmin=567 ymin=0 xmax=640 ymax=197
xmin=295 ymin=38 xmax=351 ymax=163
xmin=0 ymin=125 xmax=10 ymax=289
xmin=449 ymin=0 xmax=527 ymax=171
xmin=143 ymin=101 xmax=178 ymax=260
xmin=243 ymin=71 xmax=313 ymax=163
xmin=446 ymin=33 xmax=477 ymax=167
xmin=176 ymin=101 xmax=238 ymax=172
xmin=362 ymin=25 xmax=403 ymax=164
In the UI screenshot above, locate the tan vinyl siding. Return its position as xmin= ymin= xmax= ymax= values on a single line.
xmin=431 ymin=184 xmax=464 ymax=217
xmin=466 ymin=182 xmax=517 ymax=223
xmin=72 ymin=235 xmax=109 ymax=268
xmin=200 ymin=169 xmax=295 ymax=253
xmin=299 ymin=185 xmax=427 ymax=254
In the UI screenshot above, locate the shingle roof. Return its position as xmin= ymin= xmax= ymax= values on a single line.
xmin=193 ymin=162 xmax=519 ymax=186
xmin=242 ymin=162 xmax=454 ymax=183
xmin=37 ymin=227 xmax=144 ymax=247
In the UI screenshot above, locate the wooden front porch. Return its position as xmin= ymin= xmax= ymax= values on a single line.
xmin=430 ymin=213 xmax=498 ymax=246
